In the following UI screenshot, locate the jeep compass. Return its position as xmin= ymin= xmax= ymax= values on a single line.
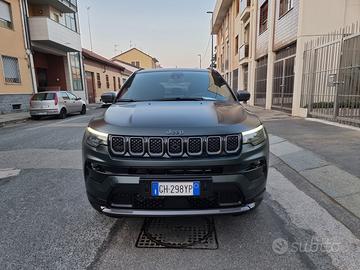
xmin=83 ymin=68 xmax=269 ymax=217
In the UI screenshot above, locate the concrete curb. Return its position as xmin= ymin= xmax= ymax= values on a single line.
xmin=269 ymin=134 xmax=360 ymax=220
xmin=0 ymin=115 xmax=30 ymax=127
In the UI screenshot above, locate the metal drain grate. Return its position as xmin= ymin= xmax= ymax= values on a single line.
xmin=135 ymin=217 xmax=218 ymax=250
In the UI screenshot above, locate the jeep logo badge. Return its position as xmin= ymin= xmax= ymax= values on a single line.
xmin=166 ymin=129 xmax=184 ymax=136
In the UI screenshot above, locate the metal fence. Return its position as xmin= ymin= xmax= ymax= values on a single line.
xmin=301 ymin=22 xmax=360 ymax=127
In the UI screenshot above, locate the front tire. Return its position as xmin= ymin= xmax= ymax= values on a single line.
xmin=58 ymin=108 xmax=67 ymax=119
xmin=80 ymin=105 xmax=86 ymax=115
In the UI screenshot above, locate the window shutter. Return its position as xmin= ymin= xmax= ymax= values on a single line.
xmin=0 ymin=1 xmax=11 ymax=22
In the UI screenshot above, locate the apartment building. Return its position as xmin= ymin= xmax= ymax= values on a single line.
xmin=82 ymin=49 xmax=132 ymax=103
xmin=212 ymin=0 xmax=360 ymax=123
xmin=112 ymin=48 xmax=160 ymax=69
xmin=0 ymin=0 xmax=33 ymax=113
xmin=0 ymin=0 xmax=86 ymax=113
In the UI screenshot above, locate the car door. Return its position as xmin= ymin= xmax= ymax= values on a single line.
xmin=59 ymin=92 xmax=71 ymax=113
xmin=67 ymin=92 xmax=82 ymax=113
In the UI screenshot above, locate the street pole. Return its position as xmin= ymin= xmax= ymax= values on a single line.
xmin=207 ymin=11 xmax=214 ymax=69
xmin=198 ymin=54 xmax=202 ymax=69
xmin=87 ymin=6 xmax=93 ymax=51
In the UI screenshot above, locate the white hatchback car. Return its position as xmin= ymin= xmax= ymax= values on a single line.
xmin=30 ymin=91 xmax=86 ymax=120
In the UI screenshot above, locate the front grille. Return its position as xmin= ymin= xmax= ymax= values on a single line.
xmin=225 ymin=135 xmax=240 ymax=153
xmin=168 ymin=138 xmax=183 ymax=156
xmin=188 ymin=137 xmax=202 ymax=156
xmin=207 ymin=136 xmax=222 ymax=154
xmin=110 ymin=134 xmax=241 ymax=158
xmin=129 ymin=137 xmax=144 ymax=155
xmin=110 ymin=136 xmax=125 ymax=154
xmin=149 ymin=138 xmax=163 ymax=156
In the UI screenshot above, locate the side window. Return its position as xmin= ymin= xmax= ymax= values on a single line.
xmin=60 ymin=92 xmax=70 ymax=100
xmin=67 ymin=92 xmax=77 ymax=100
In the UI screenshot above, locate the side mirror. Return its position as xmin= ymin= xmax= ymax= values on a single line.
xmin=237 ymin=90 xmax=250 ymax=102
xmin=76 ymin=97 xmax=81 ymax=101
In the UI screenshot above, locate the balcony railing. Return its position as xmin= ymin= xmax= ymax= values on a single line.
xmin=240 ymin=0 xmax=251 ymax=21
xmin=29 ymin=16 xmax=81 ymax=52
xmin=27 ymin=0 xmax=77 ymax=13
xmin=239 ymin=43 xmax=249 ymax=61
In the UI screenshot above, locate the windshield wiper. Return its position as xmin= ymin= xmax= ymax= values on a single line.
xmin=116 ymin=99 xmax=139 ymax=102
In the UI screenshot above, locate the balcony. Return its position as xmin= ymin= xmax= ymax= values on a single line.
xmin=27 ymin=0 xmax=77 ymax=13
xmin=29 ymin=17 xmax=81 ymax=52
xmin=239 ymin=43 xmax=249 ymax=61
xmin=240 ymin=0 xmax=251 ymax=22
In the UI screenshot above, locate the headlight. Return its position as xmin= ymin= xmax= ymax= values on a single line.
xmin=242 ymin=125 xmax=266 ymax=146
xmin=86 ymin=127 xmax=108 ymax=147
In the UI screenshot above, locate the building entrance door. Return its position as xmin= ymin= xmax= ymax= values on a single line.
xmin=86 ymin=72 xmax=96 ymax=103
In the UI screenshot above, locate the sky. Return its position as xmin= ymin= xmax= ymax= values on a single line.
xmin=77 ymin=0 xmax=215 ymax=68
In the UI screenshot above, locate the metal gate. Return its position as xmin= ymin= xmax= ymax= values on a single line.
xmin=272 ymin=44 xmax=296 ymax=112
xmin=254 ymin=56 xmax=267 ymax=107
xmin=301 ymin=23 xmax=360 ymax=127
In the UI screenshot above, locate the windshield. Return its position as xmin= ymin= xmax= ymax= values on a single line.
xmin=116 ymin=70 xmax=236 ymax=102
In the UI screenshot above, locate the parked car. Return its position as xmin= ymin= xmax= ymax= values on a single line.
xmin=83 ymin=68 xmax=269 ymax=217
xmin=30 ymin=91 xmax=86 ymax=120
xmin=100 ymin=92 xmax=117 ymax=104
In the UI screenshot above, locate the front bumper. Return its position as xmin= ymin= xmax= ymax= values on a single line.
xmin=83 ymin=140 xmax=269 ymax=217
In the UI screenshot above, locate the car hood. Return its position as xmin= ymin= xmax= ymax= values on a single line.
xmin=90 ymin=101 xmax=261 ymax=136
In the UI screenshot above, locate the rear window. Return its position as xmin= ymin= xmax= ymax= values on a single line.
xmin=32 ymin=93 xmax=56 ymax=101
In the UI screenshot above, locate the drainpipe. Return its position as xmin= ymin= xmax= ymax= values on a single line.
xmin=19 ymin=0 xmax=37 ymax=94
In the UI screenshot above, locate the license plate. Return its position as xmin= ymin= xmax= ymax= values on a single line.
xmin=151 ymin=181 xmax=200 ymax=197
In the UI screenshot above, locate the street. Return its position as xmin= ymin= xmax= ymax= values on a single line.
xmin=0 ymin=106 xmax=359 ymax=270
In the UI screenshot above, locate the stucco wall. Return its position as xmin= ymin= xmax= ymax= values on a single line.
xmin=0 ymin=0 xmax=33 ymax=95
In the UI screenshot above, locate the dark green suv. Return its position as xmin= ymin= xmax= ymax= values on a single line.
xmin=83 ymin=68 xmax=268 ymax=217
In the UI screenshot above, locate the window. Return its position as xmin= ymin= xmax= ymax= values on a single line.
xmin=32 ymin=93 xmax=56 ymax=101
xmin=235 ymin=0 xmax=240 ymax=15
xmin=2 ymin=56 xmax=21 ymax=83
xmin=106 ymin=75 xmax=110 ymax=88
xmin=259 ymin=1 xmax=268 ymax=34
xmin=59 ymin=92 xmax=70 ymax=100
xmin=118 ymin=77 xmax=121 ymax=89
xmin=279 ymin=0 xmax=293 ymax=18
xmin=96 ymin=73 xmax=101 ymax=88
xmin=113 ymin=76 xmax=116 ymax=90
xmin=69 ymin=52 xmax=83 ymax=91
xmin=131 ymin=61 xmax=140 ymax=68
xmin=0 ymin=0 xmax=12 ymax=29
xmin=235 ymin=35 xmax=239 ymax=55
xmin=117 ymin=70 xmax=236 ymax=102
xmin=67 ymin=92 xmax=78 ymax=100
xmin=64 ymin=13 xmax=77 ymax=32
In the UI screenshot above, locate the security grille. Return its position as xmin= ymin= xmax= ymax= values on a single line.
xmin=254 ymin=56 xmax=267 ymax=107
xmin=1 ymin=56 xmax=21 ymax=84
